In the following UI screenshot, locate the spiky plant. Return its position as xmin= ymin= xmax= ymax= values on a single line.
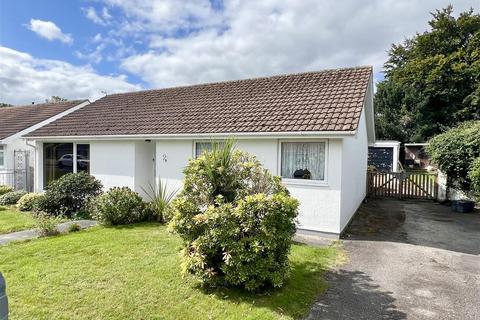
xmin=142 ymin=179 xmax=179 ymax=222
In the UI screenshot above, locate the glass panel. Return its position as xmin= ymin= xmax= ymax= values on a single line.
xmin=281 ymin=142 xmax=325 ymax=181
xmin=43 ymin=143 xmax=73 ymax=187
xmin=195 ymin=142 xmax=225 ymax=158
xmin=76 ymin=144 xmax=90 ymax=174
xmin=195 ymin=142 xmax=212 ymax=158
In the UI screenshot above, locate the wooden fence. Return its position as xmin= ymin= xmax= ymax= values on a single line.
xmin=367 ymin=171 xmax=438 ymax=200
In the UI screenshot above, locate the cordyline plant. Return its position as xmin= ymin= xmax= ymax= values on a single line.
xmin=169 ymin=139 xmax=299 ymax=291
xmin=141 ymin=179 xmax=179 ymax=222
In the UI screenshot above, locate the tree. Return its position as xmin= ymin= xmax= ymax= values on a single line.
xmin=375 ymin=6 xmax=480 ymax=142
xmin=45 ymin=96 xmax=68 ymax=103
xmin=0 ymin=103 xmax=12 ymax=108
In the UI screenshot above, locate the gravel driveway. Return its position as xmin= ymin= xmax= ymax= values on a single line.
xmin=307 ymin=199 xmax=480 ymax=320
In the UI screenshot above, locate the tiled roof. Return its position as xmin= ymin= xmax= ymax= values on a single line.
xmin=0 ymin=100 xmax=87 ymax=140
xmin=26 ymin=67 xmax=372 ymax=137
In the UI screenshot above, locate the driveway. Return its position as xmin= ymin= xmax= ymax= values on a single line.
xmin=307 ymin=199 xmax=480 ymax=320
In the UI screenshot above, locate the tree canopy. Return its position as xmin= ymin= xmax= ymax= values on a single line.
xmin=375 ymin=6 xmax=480 ymax=142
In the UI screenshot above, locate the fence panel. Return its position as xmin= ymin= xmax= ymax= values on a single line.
xmin=367 ymin=171 xmax=438 ymax=200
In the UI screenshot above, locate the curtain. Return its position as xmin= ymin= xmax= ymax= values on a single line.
xmin=281 ymin=142 xmax=325 ymax=180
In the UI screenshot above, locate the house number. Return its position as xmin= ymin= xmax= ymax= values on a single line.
xmin=162 ymin=154 xmax=167 ymax=162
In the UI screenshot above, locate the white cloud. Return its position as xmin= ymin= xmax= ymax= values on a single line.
xmin=113 ymin=0 xmax=477 ymax=88
xmin=82 ymin=6 xmax=112 ymax=26
xmin=27 ymin=19 xmax=73 ymax=44
xmin=0 ymin=46 xmax=140 ymax=105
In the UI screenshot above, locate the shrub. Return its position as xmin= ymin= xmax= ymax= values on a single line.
xmin=92 ymin=187 xmax=147 ymax=225
xmin=141 ymin=180 xmax=178 ymax=222
xmin=17 ymin=193 xmax=43 ymax=211
xmin=34 ymin=212 xmax=61 ymax=237
xmin=428 ymin=121 xmax=480 ymax=190
xmin=0 ymin=190 xmax=27 ymax=205
xmin=35 ymin=172 xmax=103 ymax=217
xmin=469 ymin=157 xmax=480 ymax=201
xmin=169 ymin=140 xmax=299 ymax=291
xmin=0 ymin=185 xmax=13 ymax=196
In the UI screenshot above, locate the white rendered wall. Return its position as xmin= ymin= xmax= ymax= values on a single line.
xmin=134 ymin=141 xmax=155 ymax=198
xmin=90 ymin=141 xmax=136 ymax=191
xmin=340 ymin=110 xmax=369 ymax=232
xmin=155 ymin=138 xmax=343 ymax=234
xmin=1 ymin=138 xmax=35 ymax=171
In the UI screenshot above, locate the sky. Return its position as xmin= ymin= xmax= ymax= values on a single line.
xmin=0 ymin=0 xmax=477 ymax=105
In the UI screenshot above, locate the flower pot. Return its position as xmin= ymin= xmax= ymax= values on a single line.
xmin=451 ymin=200 xmax=475 ymax=213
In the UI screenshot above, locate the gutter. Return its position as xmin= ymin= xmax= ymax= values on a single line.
xmin=25 ymin=130 xmax=357 ymax=141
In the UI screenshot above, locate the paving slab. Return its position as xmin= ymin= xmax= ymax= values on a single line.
xmin=0 ymin=220 xmax=97 ymax=245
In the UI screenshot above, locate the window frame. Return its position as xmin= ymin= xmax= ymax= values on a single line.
xmin=42 ymin=142 xmax=90 ymax=188
xmin=193 ymin=140 xmax=225 ymax=158
xmin=278 ymin=139 xmax=329 ymax=186
xmin=0 ymin=145 xmax=5 ymax=168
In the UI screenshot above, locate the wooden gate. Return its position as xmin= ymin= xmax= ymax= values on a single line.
xmin=367 ymin=171 xmax=438 ymax=200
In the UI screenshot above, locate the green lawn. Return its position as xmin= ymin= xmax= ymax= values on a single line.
xmin=0 ymin=224 xmax=342 ymax=320
xmin=0 ymin=206 xmax=36 ymax=234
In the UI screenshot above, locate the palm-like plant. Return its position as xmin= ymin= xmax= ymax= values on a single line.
xmin=141 ymin=179 xmax=179 ymax=222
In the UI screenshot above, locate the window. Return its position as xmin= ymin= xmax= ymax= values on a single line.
xmin=195 ymin=141 xmax=224 ymax=158
xmin=0 ymin=145 xmax=4 ymax=167
xmin=44 ymin=143 xmax=73 ymax=187
xmin=281 ymin=141 xmax=326 ymax=181
xmin=43 ymin=143 xmax=90 ymax=187
xmin=76 ymin=144 xmax=90 ymax=174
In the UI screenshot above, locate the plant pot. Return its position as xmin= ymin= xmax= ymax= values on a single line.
xmin=451 ymin=200 xmax=475 ymax=213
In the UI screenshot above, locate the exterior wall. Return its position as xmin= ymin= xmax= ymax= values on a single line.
xmin=90 ymin=141 xmax=136 ymax=191
xmin=1 ymin=138 xmax=35 ymax=171
xmin=155 ymin=138 xmax=344 ymax=234
xmin=134 ymin=141 xmax=155 ymax=198
xmin=340 ymin=109 xmax=369 ymax=232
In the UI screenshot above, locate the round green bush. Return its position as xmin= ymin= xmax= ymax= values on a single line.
xmin=428 ymin=121 xmax=480 ymax=190
xmin=92 ymin=187 xmax=147 ymax=225
xmin=469 ymin=157 xmax=480 ymax=201
xmin=0 ymin=185 xmax=14 ymax=196
xmin=35 ymin=172 xmax=103 ymax=217
xmin=17 ymin=193 xmax=43 ymax=211
xmin=169 ymin=141 xmax=299 ymax=291
xmin=0 ymin=190 xmax=28 ymax=205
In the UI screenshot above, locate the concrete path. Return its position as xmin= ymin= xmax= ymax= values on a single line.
xmin=0 ymin=220 xmax=97 ymax=245
xmin=307 ymin=199 xmax=480 ymax=320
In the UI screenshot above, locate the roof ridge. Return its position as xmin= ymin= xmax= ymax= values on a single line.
xmin=105 ymin=66 xmax=373 ymax=98
xmin=2 ymin=99 xmax=87 ymax=110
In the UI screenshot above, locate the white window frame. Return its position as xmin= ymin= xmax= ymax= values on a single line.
xmin=277 ymin=139 xmax=329 ymax=187
xmin=193 ymin=140 xmax=225 ymax=158
xmin=42 ymin=142 xmax=90 ymax=188
xmin=0 ymin=145 xmax=5 ymax=169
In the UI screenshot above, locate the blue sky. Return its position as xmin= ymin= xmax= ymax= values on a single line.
xmin=0 ymin=0 xmax=477 ymax=105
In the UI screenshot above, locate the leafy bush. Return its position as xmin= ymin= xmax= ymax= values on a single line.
xmin=141 ymin=180 xmax=178 ymax=222
xmin=17 ymin=193 xmax=43 ymax=211
xmin=0 ymin=190 xmax=27 ymax=205
xmin=35 ymin=172 xmax=103 ymax=217
xmin=428 ymin=121 xmax=480 ymax=190
xmin=169 ymin=140 xmax=299 ymax=291
xmin=0 ymin=185 xmax=13 ymax=196
xmin=92 ymin=187 xmax=147 ymax=225
xmin=34 ymin=212 xmax=61 ymax=237
xmin=469 ymin=157 xmax=480 ymax=201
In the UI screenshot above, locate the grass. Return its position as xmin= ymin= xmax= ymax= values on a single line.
xmin=0 ymin=206 xmax=37 ymax=234
xmin=0 ymin=223 xmax=343 ymax=319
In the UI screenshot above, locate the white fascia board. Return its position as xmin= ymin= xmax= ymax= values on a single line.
xmin=3 ymin=100 xmax=90 ymax=144
xmin=25 ymin=130 xmax=357 ymax=141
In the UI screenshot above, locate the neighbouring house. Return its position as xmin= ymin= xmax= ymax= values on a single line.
xmin=368 ymin=140 xmax=401 ymax=172
xmin=404 ymin=143 xmax=432 ymax=170
xmin=0 ymin=100 xmax=89 ymax=190
xmin=25 ymin=66 xmax=375 ymax=237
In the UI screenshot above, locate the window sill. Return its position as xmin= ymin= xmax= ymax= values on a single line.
xmin=281 ymin=178 xmax=329 ymax=187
